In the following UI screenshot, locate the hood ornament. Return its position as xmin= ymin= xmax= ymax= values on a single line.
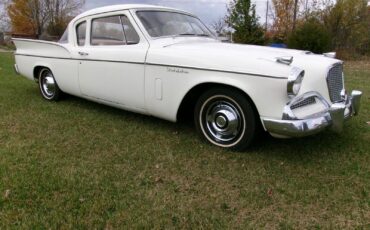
xmin=323 ymin=52 xmax=336 ymax=58
xmin=276 ymin=56 xmax=294 ymax=65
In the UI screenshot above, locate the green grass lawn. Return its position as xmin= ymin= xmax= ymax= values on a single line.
xmin=0 ymin=52 xmax=369 ymax=228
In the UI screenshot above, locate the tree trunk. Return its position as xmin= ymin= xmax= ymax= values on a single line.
xmin=292 ymin=0 xmax=298 ymax=31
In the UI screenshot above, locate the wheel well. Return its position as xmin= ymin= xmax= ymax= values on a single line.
xmin=177 ymin=83 xmax=260 ymax=123
xmin=33 ymin=66 xmax=48 ymax=82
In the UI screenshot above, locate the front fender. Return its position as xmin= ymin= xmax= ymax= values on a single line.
xmin=144 ymin=65 xmax=288 ymax=122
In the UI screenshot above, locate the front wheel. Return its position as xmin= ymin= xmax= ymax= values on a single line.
xmin=194 ymin=87 xmax=258 ymax=151
xmin=38 ymin=68 xmax=62 ymax=101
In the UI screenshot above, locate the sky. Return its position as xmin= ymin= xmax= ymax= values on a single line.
xmin=83 ymin=0 xmax=271 ymax=25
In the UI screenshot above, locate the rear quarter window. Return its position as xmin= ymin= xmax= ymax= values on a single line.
xmin=59 ymin=29 xmax=68 ymax=44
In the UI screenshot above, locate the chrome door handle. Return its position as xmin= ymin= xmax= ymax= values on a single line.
xmin=78 ymin=51 xmax=89 ymax=56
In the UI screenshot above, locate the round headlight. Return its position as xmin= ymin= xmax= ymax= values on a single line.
xmin=288 ymin=67 xmax=305 ymax=97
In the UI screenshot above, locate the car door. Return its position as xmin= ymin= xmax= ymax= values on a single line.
xmin=76 ymin=12 xmax=149 ymax=110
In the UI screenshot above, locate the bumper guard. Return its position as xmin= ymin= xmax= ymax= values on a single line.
xmin=263 ymin=90 xmax=362 ymax=137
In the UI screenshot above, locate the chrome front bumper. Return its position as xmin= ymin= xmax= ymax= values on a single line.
xmin=263 ymin=90 xmax=362 ymax=138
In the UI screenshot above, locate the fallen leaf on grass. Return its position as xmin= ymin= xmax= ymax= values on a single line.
xmin=267 ymin=188 xmax=273 ymax=197
xmin=4 ymin=189 xmax=10 ymax=199
xmin=155 ymin=177 xmax=163 ymax=183
xmin=104 ymin=223 xmax=113 ymax=230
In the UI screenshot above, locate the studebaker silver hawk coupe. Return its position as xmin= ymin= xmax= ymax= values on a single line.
xmin=13 ymin=4 xmax=362 ymax=150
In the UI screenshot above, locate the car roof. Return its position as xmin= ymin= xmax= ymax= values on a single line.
xmin=73 ymin=4 xmax=190 ymax=22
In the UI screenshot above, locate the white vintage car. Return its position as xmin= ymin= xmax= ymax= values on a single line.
xmin=13 ymin=4 xmax=362 ymax=150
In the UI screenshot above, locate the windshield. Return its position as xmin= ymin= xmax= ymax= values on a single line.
xmin=136 ymin=11 xmax=214 ymax=38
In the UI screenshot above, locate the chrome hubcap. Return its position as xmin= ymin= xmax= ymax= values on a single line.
xmin=41 ymin=72 xmax=56 ymax=97
xmin=205 ymin=100 xmax=242 ymax=142
xmin=216 ymin=115 xmax=228 ymax=128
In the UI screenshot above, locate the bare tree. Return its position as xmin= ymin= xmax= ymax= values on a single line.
xmin=299 ymin=0 xmax=335 ymax=18
xmin=8 ymin=0 xmax=84 ymax=38
xmin=46 ymin=0 xmax=85 ymax=36
xmin=211 ymin=17 xmax=227 ymax=36
xmin=0 ymin=0 xmax=10 ymax=31
xmin=27 ymin=0 xmax=50 ymax=36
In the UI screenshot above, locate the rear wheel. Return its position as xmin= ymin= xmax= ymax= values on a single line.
xmin=38 ymin=68 xmax=62 ymax=101
xmin=194 ymin=87 xmax=258 ymax=151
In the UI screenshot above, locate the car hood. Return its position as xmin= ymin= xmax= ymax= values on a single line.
xmin=147 ymin=38 xmax=339 ymax=80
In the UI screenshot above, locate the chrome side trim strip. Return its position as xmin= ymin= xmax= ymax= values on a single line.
xmin=14 ymin=53 xmax=144 ymax=65
xmin=145 ymin=63 xmax=287 ymax=79
xmin=14 ymin=53 xmax=288 ymax=79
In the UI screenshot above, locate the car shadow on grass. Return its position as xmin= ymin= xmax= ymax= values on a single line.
xmin=46 ymin=93 xmax=360 ymax=162
xmin=59 ymin=93 xmax=189 ymax=128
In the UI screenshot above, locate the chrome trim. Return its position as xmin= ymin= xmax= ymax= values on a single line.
xmin=326 ymin=62 xmax=345 ymax=103
xmin=287 ymin=67 xmax=305 ymax=98
xmin=199 ymin=95 xmax=246 ymax=148
xmin=330 ymin=103 xmax=346 ymax=132
xmin=41 ymin=73 xmax=56 ymax=98
xmin=264 ymin=115 xmax=330 ymax=137
xmin=78 ymin=51 xmax=89 ymax=56
xmin=276 ymin=56 xmax=293 ymax=65
xmin=283 ymin=92 xmax=330 ymax=120
xmin=203 ymin=99 xmax=243 ymax=142
xmin=290 ymin=97 xmax=316 ymax=110
xmin=263 ymin=90 xmax=362 ymax=138
xmin=351 ymin=90 xmax=362 ymax=116
xmin=323 ymin=52 xmax=336 ymax=58
xmin=341 ymin=89 xmax=347 ymax=102
xmin=14 ymin=53 xmax=288 ymax=80
xmin=14 ymin=64 xmax=20 ymax=75
xmin=15 ymin=53 xmax=144 ymax=65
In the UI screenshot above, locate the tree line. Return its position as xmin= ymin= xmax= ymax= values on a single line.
xmin=220 ymin=0 xmax=370 ymax=58
xmin=1 ymin=0 xmax=84 ymax=38
xmin=1 ymin=0 xmax=369 ymax=58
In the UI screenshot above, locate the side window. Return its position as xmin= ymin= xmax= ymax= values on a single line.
xmin=120 ymin=16 xmax=140 ymax=44
xmin=91 ymin=16 xmax=125 ymax=46
xmin=76 ymin=21 xmax=86 ymax=46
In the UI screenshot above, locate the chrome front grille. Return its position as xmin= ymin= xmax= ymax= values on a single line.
xmin=327 ymin=64 xmax=344 ymax=102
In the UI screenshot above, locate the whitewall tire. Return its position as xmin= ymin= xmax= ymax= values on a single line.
xmin=194 ymin=87 xmax=258 ymax=151
xmin=38 ymin=68 xmax=62 ymax=101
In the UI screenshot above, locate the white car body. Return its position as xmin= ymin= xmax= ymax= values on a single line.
xmin=13 ymin=4 xmax=362 ymax=148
